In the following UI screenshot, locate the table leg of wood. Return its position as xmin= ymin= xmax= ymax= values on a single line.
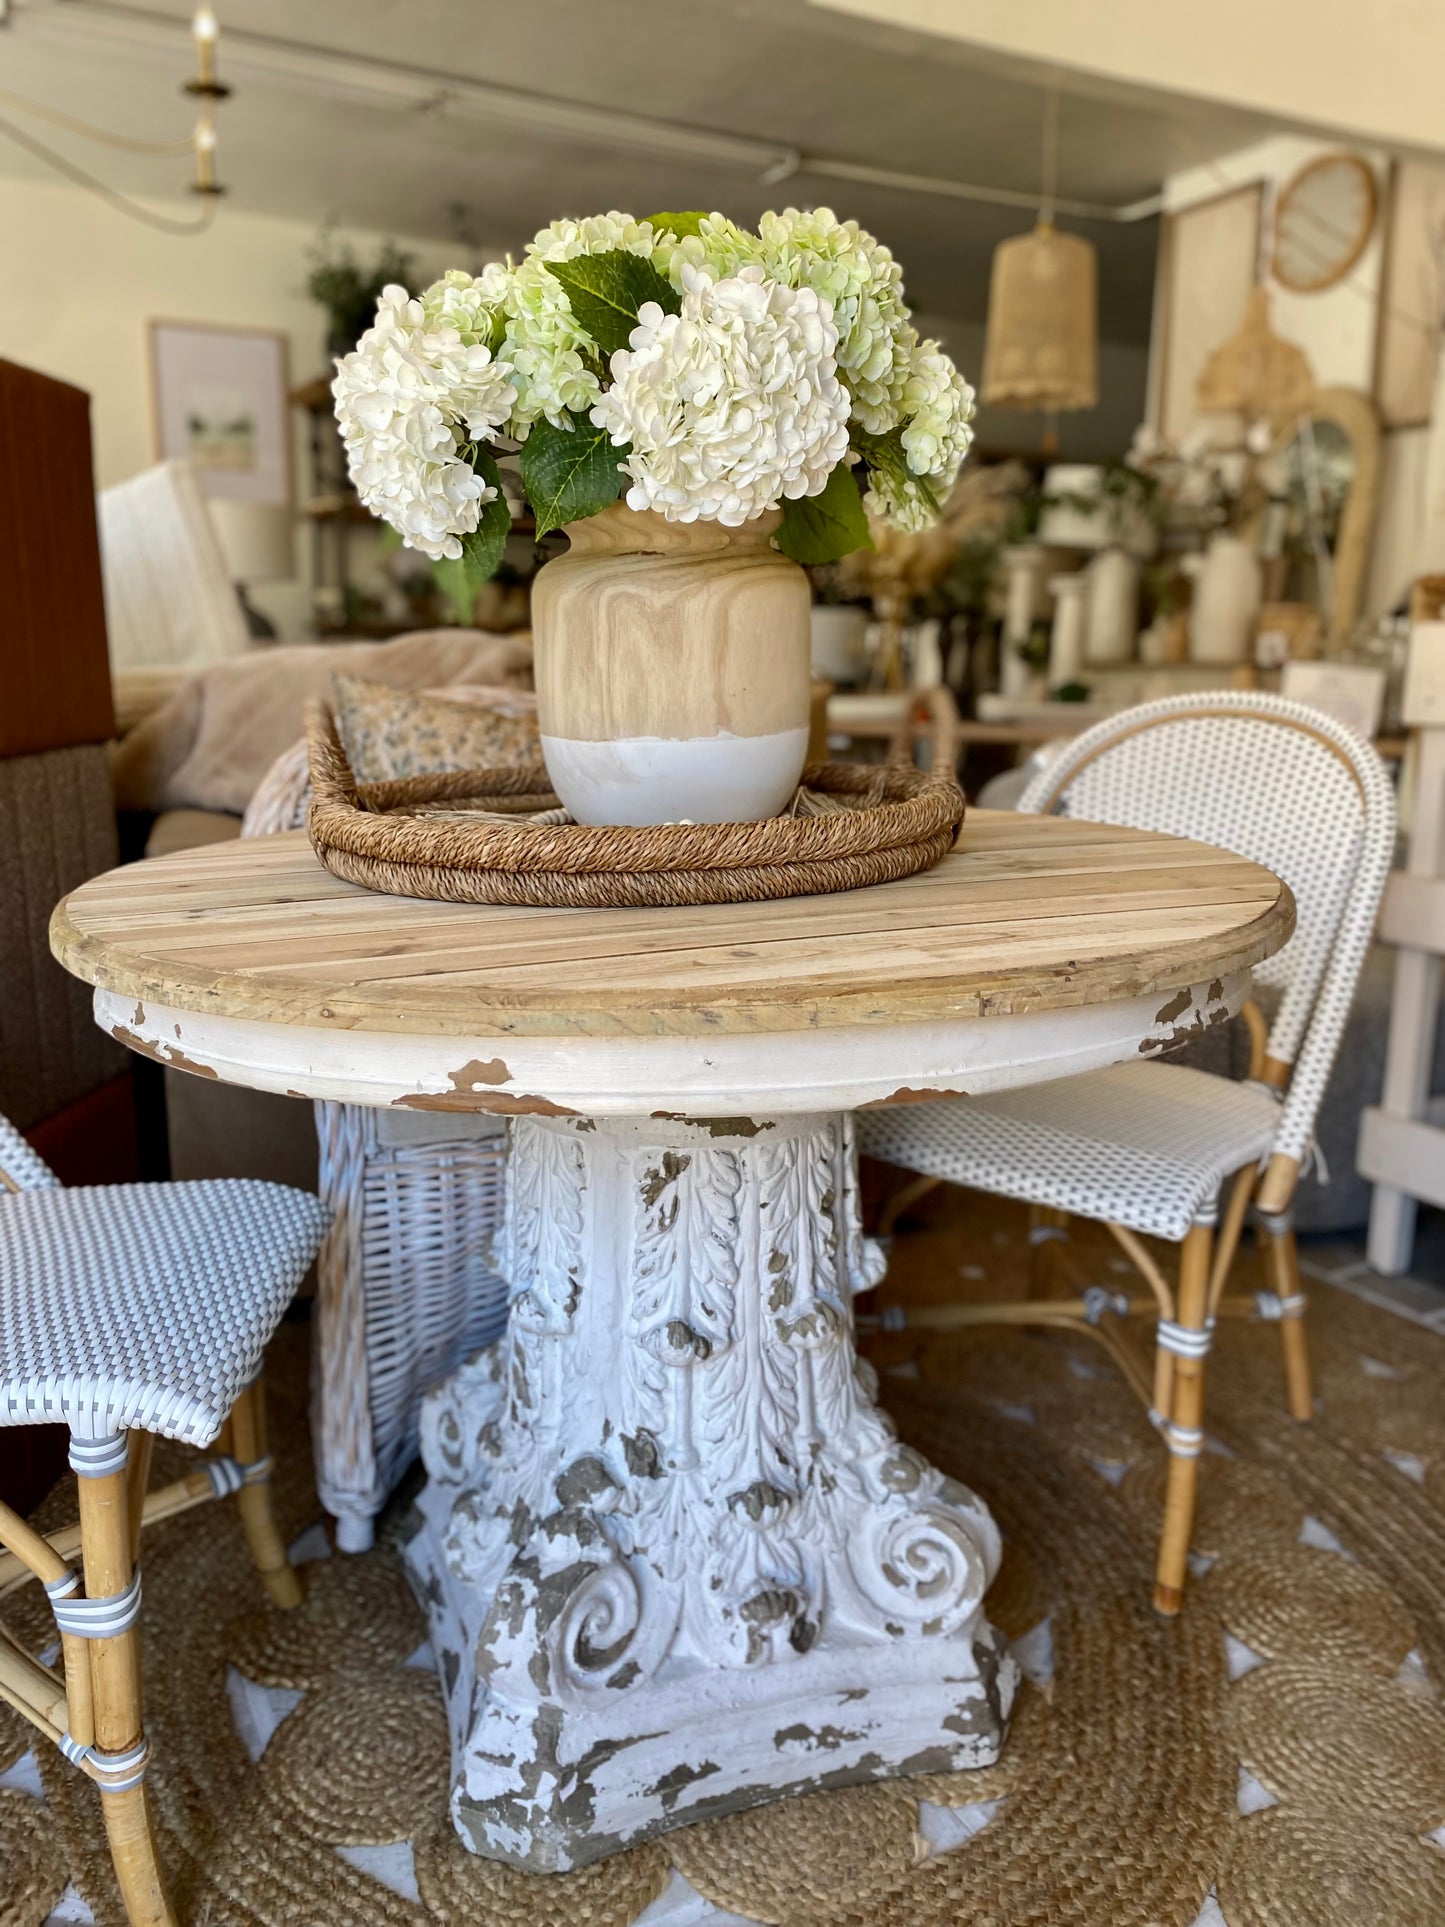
xmin=406 ymin=1110 xmax=1017 ymax=1873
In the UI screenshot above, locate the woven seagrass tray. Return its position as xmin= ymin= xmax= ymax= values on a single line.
xmin=304 ymin=702 xmax=964 ymax=908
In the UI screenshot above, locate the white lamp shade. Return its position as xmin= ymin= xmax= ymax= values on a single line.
xmin=207 ymin=498 xmax=296 ymax=584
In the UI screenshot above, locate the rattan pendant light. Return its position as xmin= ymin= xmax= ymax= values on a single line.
xmin=981 ymin=89 xmax=1099 ymax=422
xmin=1195 ymin=284 xmax=1315 ymax=426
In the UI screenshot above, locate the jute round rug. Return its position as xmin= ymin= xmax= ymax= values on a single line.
xmin=5 ymin=1198 xmax=1445 ymax=1926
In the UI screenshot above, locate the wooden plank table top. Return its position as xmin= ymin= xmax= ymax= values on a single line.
xmin=51 ymin=812 xmax=1294 ymax=1042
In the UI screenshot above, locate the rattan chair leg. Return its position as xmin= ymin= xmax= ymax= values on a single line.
xmin=126 ymin=1434 xmax=154 ymax=1566
xmin=228 ymin=1373 xmax=303 ymax=1609
xmin=77 ymin=1458 xmax=177 ymax=1927
xmin=877 ymin=1172 xmax=944 ymax=1238
xmin=1258 ymin=1218 xmax=1313 ymax=1421
xmin=1026 ymin=1206 xmax=1070 ymax=1297
xmin=1153 ymin=1221 xmax=1214 ymax=1617
xmin=1205 ymin=1165 xmax=1257 ymax=1319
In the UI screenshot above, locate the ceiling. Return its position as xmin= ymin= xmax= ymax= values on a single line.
xmin=0 ymin=0 xmax=1284 ymax=342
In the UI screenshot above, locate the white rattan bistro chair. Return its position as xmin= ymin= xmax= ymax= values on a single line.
xmin=0 ymin=1111 xmax=327 ymax=1926
xmin=242 ymin=738 xmax=511 ymax=1552
xmin=857 ymin=692 xmax=1396 ymax=1614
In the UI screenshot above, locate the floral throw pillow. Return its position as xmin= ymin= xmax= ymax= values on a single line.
xmin=333 ymin=673 xmax=540 ymax=783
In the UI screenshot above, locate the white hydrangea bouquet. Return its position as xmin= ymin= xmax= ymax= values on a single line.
xmin=333 ymin=207 xmax=976 ymax=577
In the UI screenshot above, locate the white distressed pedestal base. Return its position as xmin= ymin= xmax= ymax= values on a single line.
xmin=406 ymin=1110 xmax=1017 ymax=1872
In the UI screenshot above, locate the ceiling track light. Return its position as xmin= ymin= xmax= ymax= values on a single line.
xmin=16 ymin=0 xmax=1163 ymax=223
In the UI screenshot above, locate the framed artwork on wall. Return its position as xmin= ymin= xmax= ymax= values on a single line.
xmin=1152 ymin=181 xmax=1264 ymax=443
xmin=149 ymin=320 xmax=292 ymax=506
xmin=1373 ymin=158 xmax=1445 ymax=431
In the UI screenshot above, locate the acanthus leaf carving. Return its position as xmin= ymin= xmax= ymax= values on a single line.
xmin=505 ymin=1117 xmax=586 ymax=1336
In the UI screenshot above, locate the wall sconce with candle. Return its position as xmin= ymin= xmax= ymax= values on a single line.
xmin=185 ymin=5 xmax=230 ymax=197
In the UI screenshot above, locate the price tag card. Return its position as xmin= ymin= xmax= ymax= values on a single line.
xmin=1280 ymin=661 xmax=1386 ymax=740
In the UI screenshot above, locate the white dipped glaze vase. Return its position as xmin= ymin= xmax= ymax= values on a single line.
xmin=531 ymin=502 xmax=811 ymax=826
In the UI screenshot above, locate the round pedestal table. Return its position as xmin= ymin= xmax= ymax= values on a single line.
xmin=51 ymin=810 xmax=1292 ymax=1873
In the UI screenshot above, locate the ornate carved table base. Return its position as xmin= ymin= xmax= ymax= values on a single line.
xmin=407 ymin=1111 xmax=1017 ymax=1872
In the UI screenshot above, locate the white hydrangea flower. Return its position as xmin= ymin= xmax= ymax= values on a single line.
xmin=862 ymin=466 xmax=936 ymax=536
xmin=591 ymin=263 xmax=851 ymax=526
xmin=504 ymin=212 xmax=660 ymax=430
xmin=332 ymin=280 xmax=514 ymax=561
xmin=898 ymin=334 xmax=976 ymax=491
xmin=652 ymin=212 xmax=762 ymax=286
xmin=752 ymin=208 xmax=912 ymax=434
xmin=418 ymin=262 xmax=511 ymax=348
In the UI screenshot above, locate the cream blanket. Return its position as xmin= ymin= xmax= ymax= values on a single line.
xmin=112 ymin=630 xmax=532 ymax=816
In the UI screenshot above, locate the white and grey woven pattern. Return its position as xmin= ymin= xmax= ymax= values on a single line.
xmin=0 ymin=1177 xmax=327 ymax=1444
xmin=1019 ymin=693 xmax=1396 ymax=1170
xmin=858 ymin=1062 xmax=1281 ymax=1241
xmin=240 ymin=738 xmax=311 ymax=838
xmin=0 ymin=1115 xmax=61 ymax=1193
xmin=311 ymin=1102 xmax=509 ymax=1544
xmin=243 ymin=736 xmax=512 ymax=1545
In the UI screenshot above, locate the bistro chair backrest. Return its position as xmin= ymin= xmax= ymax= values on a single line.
xmin=1017 ymin=692 xmax=1397 ymax=1183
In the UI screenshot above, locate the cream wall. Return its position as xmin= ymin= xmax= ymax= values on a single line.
xmin=808 ymin=0 xmax=1445 ymax=157
xmin=0 ymin=173 xmax=455 ymax=634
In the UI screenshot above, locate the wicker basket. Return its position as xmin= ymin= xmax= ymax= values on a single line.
xmin=305 ymin=701 xmax=964 ymax=908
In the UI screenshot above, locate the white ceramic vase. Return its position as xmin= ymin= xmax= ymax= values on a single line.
xmin=809 ymin=605 xmax=868 ymax=684
xmin=1000 ymin=544 xmax=1044 ymax=698
xmin=1189 ymin=532 xmax=1263 ymax=667
xmin=1084 ymin=547 xmax=1140 ymax=665
xmin=1047 ymin=572 xmax=1089 ymax=687
xmin=531 ymin=503 xmax=811 ymax=826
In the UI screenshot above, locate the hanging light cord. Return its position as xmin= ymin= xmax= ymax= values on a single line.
xmin=0 ymin=110 xmax=216 ymax=232
xmin=0 ymin=84 xmax=195 ymax=154
xmin=1039 ymin=85 xmax=1060 ymax=228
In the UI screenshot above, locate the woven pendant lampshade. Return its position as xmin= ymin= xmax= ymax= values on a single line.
xmin=1196 ymin=285 xmax=1315 ymax=426
xmin=981 ymin=220 xmax=1099 ymax=413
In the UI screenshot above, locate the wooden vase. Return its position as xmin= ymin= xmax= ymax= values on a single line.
xmin=531 ymin=502 xmax=812 ymax=826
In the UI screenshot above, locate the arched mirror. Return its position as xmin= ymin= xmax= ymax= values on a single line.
xmin=1266 ymin=386 xmax=1381 ymax=640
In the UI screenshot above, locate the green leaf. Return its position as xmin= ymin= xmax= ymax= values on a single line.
xmin=459 ymin=448 xmax=512 ymax=585
xmin=852 ymin=425 xmax=942 ymax=519
xmin=545 ymin=249 xmax=679 ymax=360
xmin=775 ymin=464 xmax=873 ymax=566
xmin=519 ymin=414 xmax=627 ymax=538
xmin=647 ymin=210 xmax=706 ymax=238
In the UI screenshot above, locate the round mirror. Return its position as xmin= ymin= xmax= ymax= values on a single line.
xmin=1272 ymin=153 xmax=1377 ymax=294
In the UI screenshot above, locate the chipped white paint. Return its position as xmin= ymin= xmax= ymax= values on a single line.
xmin=407 ymin=1111 xmax=1017 ymax=1872
xmin=91 ymin=971 xmax=1250 ymax=1118
xmin=84 ymin=942 xmax=1254 ymax=1872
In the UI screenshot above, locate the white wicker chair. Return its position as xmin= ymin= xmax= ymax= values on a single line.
xmin=0 ymin=1112 xmax=327 ymax=1927
xmin=857 ymin=692 xmax=1397 ymax=1614
xmin=243 ymin=739 xmax=511 ymax=1552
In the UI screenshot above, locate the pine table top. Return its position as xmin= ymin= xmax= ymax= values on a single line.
xmin=51 ymin=813 xmax=1294 ymax=1042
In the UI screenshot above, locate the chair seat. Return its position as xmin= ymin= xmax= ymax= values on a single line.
xmin=856 ymin=1062 xmax=1281 ymax=1243
xmin=0 ymin=1179 xmax=328 ymax=1446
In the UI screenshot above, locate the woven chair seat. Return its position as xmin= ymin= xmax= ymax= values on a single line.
xmin=0 ymin=1179 xmax=328 ymax=1445
xmin=857 ymin=1062 xmax=1281 ymax=1243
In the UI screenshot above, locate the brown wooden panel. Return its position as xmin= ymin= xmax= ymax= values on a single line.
xmin=0 ymin=358 xmax=115 ymax=758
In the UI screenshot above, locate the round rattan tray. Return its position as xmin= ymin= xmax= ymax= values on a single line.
xmin=305 ymin=703 xmax=964 ymax=908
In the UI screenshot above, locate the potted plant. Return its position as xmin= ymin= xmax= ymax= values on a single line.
xmin=307 ymin=227 xmax=417 ymax=361
xmin=1128 ymin=425 xmax=1269 ymax=666
xmin=332 ymin=209 xmax=976 ymax=824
